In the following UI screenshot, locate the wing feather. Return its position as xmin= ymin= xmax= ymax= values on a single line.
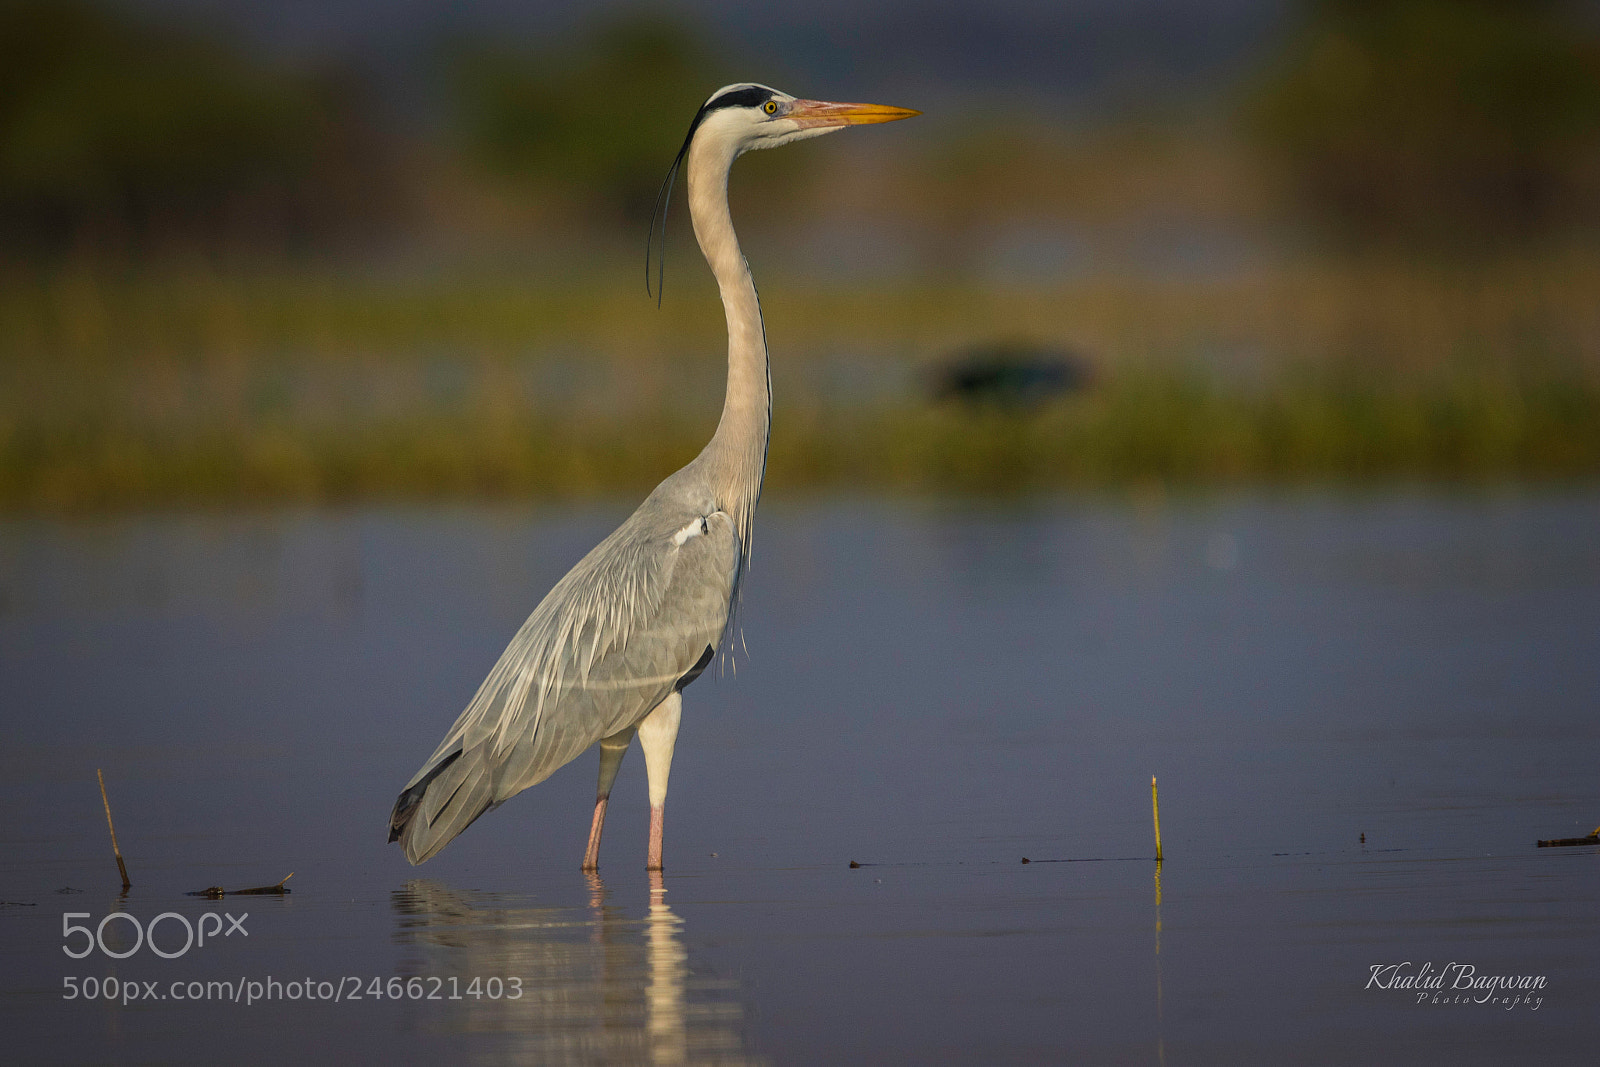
xmin=401 ymin=491 xmax=741 ymax=810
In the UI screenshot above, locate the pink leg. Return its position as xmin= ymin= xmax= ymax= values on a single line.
xmin=638 ymin=693 xmax=681 ymax=872
xmin=582 ymin=796 xmax=609 ymax=871
xmin=582 ymin=727 xmax=635 ymax=871
xmin=647 ymin=805 xmax=666 ymax=871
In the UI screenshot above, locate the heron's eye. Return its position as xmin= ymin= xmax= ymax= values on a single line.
xmin=763 ymin=100 xmax=778 ymax=115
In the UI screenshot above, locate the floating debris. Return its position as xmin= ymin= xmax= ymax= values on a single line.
xmin=188 ymin=872 xmax=294 ymax=898
xmin=1537 ymin=829 xmax=1599 ymax=848
xmin=848 ymin=860 xmax=860 ymax=869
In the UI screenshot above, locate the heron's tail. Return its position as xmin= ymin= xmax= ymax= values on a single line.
xmin=387 ymin=745 xmax=497 ymax=865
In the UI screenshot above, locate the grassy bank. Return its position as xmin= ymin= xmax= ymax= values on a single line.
xmin=6 ymin=377 xmax=1597 ymax=511
xmin=2 ymin=258 xmax=1598 ymax=511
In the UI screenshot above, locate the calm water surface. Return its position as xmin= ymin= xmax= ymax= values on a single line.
xmin=2 ymin=493 xmax=1597 ymax=1064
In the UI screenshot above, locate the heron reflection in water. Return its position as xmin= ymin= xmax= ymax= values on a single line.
xmin=391 ymin=878 xmax=759 ymax=1065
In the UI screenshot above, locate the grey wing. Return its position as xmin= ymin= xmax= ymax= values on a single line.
xmin=486 ymin=505 xmax=741 ymax=795
xmin=390 ymin=497 xmax=740 ymax=863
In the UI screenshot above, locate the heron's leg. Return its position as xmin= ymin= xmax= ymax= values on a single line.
xmin=637 ymin=691 xmax=682 ymax=871
xmin=583 ymin=726 xmax=636 ymax=870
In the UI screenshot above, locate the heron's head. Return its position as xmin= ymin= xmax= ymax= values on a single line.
xmin=684 ymin=83 xmax=919 ymax=156
xmin=647 ymin=83 xmax=917 ymax=301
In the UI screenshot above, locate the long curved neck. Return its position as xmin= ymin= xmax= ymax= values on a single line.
xmin=686 ymin=132 xmax=769 ymax=519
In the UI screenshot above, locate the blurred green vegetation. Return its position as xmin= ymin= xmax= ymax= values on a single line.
xmin=445 ymin=13 xmax=726 ymax=223
xmin=3 ymin=256 xmax=1597 ymax=510
xmin=1249 ymin=0 xmax=1600 ymax=248
xmin=0 ymin=0 xmax=392 ymax=251
xmin=2 ymin=1 xmax=1600 ymax=510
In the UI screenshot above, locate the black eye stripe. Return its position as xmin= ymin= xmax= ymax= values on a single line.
xmin=678 ymin=87 xmax=777 ymax=151
xmin=706 ymin=86 xmax=775 ymax=113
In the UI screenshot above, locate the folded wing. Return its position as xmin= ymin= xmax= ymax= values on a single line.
xmin=390 ymin=493 xmax=741 ymax=863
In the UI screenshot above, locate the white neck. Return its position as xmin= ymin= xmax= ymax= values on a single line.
xmin=685 ymin=130 xmax=770 ymax=520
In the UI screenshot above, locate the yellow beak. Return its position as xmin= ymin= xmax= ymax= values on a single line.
xmin=787 ymin=99 xmax=921 ymax=128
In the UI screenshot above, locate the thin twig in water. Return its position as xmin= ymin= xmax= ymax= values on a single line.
xmin=97 ymin=769 xmax=130 ymax=890
xmin=1152 ymin=775 xmax=1164 ymax=862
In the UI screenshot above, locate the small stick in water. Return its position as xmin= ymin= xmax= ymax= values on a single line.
xmin=1151 ymin=776 xmax=1164 ymax=862
xmin=188 ymin=873 xmax=295 ymax=898
xmin=232 ymin=872 xmax=295 ymax=896
xmin=97 ymin=769 xmax=131 ymax=890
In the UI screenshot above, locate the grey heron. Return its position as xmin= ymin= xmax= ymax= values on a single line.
xmin=389 ymin=84 xmax=917 ymax=869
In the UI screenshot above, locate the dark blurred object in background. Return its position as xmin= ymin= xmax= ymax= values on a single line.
xmin=932 ymin=342 xmax=1095 ymax=409
xmin=0 ymin=0 xmax=398 ymax=255
xmin=1249 ymin=0 xmax=1600 ymax=249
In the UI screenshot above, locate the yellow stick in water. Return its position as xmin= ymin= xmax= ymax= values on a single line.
xmin=1152 ymin=775 xmax=1164 ymax=862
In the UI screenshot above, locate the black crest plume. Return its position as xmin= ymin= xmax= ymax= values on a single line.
xmin=645 ymin=117 xmax=697 ymax=307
